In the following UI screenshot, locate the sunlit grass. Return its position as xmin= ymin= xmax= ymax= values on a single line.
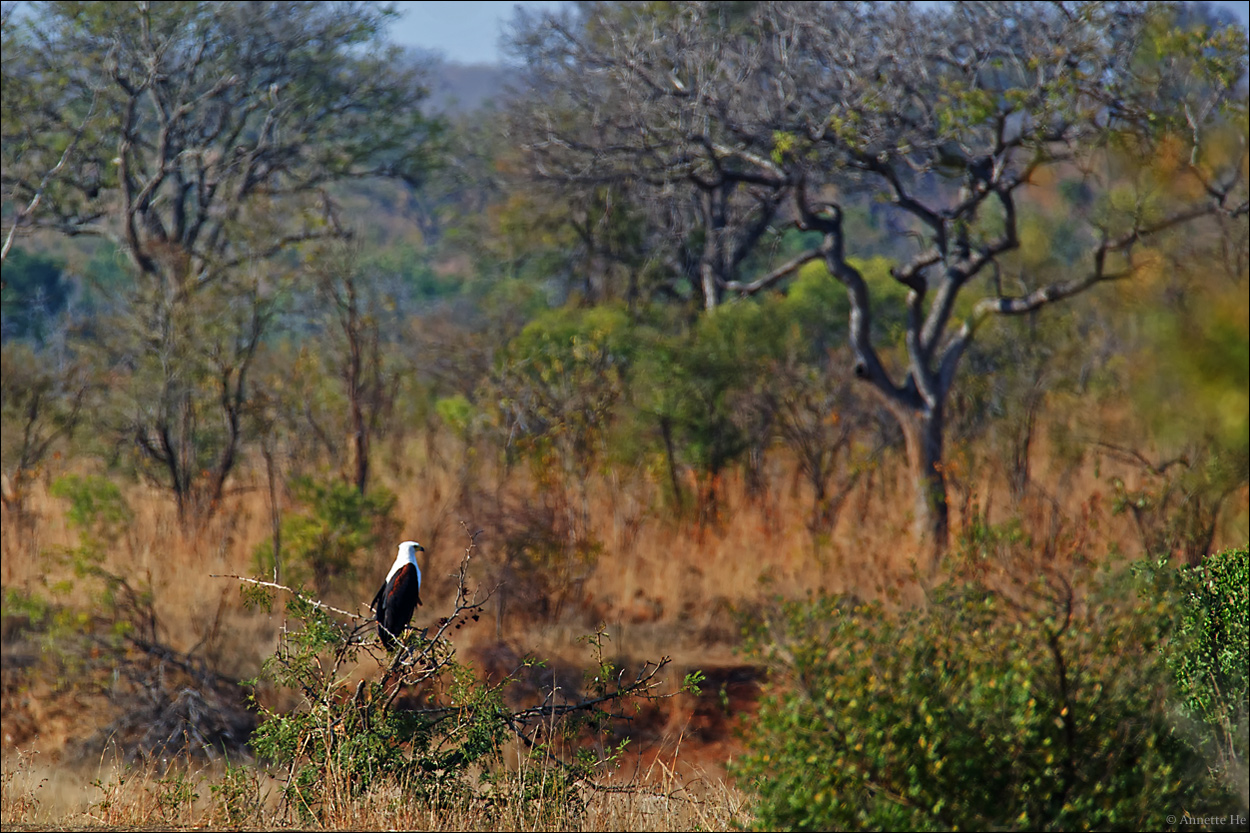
xmin=2 ymin=413 xmax=1245 ymax=829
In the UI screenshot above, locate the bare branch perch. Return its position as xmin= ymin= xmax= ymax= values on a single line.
xmin=210 ymin=573 xmax=367 ymax=622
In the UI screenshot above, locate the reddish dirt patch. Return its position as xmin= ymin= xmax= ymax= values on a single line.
xmin=463 ymin=641 xmax=765 ymax=780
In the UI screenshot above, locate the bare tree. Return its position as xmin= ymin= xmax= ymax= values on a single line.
xmin=509 ymin=1 xmax=1248 ymax=563
xmin=509 ymin=2 xmax=796 ymax=311
xmin=0 ymin=343 xmax=89 ymax=518
xmin=310 ymin=243 xmax=404 ymax=496
xmin=775 ymin=1 xmax=1245 ymax=560
xmin=766 ymin=355 xmax=875 ymax=533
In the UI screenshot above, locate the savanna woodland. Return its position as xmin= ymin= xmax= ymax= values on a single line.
xmin=2 ymin=1 xmax=1247 ymax=830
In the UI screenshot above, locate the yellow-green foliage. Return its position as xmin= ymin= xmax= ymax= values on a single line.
xmin=1153 ymin=548 xmax=1249 ymax=796
xmin=738 ymin=556 xmax=1243 ymax=831
xmin=254 ymin=476 xmax=397 ymax=595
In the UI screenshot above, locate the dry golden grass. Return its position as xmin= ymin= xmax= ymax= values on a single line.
xmin=1 ymin=746 xmax=750 ymax=831
xmin=2 ymin=410 xmax=1246 ymax=830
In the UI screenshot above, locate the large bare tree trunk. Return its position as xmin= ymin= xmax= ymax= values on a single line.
xmin=894 ymin=404 xmax=949 ymax=570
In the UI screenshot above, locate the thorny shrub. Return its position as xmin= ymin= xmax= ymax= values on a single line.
xmin=241 ymin=528 xmax=702 ymax=826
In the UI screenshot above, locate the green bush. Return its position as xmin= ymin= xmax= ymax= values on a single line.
xmin=629 ymin=301 xmax=783 ymax=516
xmin=49 ymin=473 xmax=132 ymax=544
xmin=255 ymin=476 xmax=397 ymax=595
xmin=490 ymin=304 xmax=631 ymax=488
xmin=737 ymin=558 xmax=1242 ymax=831
xmin=1157 ymin=548 xmax=1249 ymax=799
xmin=249 ymin=594 xmax=495 ymax=816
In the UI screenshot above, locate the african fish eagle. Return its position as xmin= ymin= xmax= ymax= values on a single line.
xmin=371 ymin=540 xmax=424 ymax=650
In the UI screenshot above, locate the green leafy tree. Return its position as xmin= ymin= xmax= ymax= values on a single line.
xmin=2 ymin=1 xmax=441 ymax=523
xmin=631 ymin=301 xmax=786 ymax=520
xmin=489 ymin=305 xmax=632 ymax=543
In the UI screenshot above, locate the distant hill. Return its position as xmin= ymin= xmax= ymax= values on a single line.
xmin=426 ymin=60 xmax=511 ymax=114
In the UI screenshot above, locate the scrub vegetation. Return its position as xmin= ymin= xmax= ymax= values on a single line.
xmin=2 ymin=1 xmax=1247 ymax=830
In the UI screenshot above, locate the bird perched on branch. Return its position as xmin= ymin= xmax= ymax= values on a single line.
xmin=371 ymin=540 xmax=423 ymax=650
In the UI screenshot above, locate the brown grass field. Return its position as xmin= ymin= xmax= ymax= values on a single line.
xmin=2 ymin=408 xmax=1247 ymax=830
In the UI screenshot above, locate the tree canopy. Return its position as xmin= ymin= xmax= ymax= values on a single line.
xmin=508 ymin=0 xmax=1249 ymax=557
xmin=2 ymin=0 xmax=439 ymax=278
xmin=2 ymin=0 xmax=442 ymax=522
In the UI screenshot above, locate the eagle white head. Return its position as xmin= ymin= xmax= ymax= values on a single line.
xmin=387 ymin=540 xmax=424 ymax=585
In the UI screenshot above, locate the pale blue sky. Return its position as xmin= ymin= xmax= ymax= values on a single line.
xmin=388 ymin=1 xmax=565 ymax=64
xmin=387 ymin=1 xmax=1249 ymax=66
